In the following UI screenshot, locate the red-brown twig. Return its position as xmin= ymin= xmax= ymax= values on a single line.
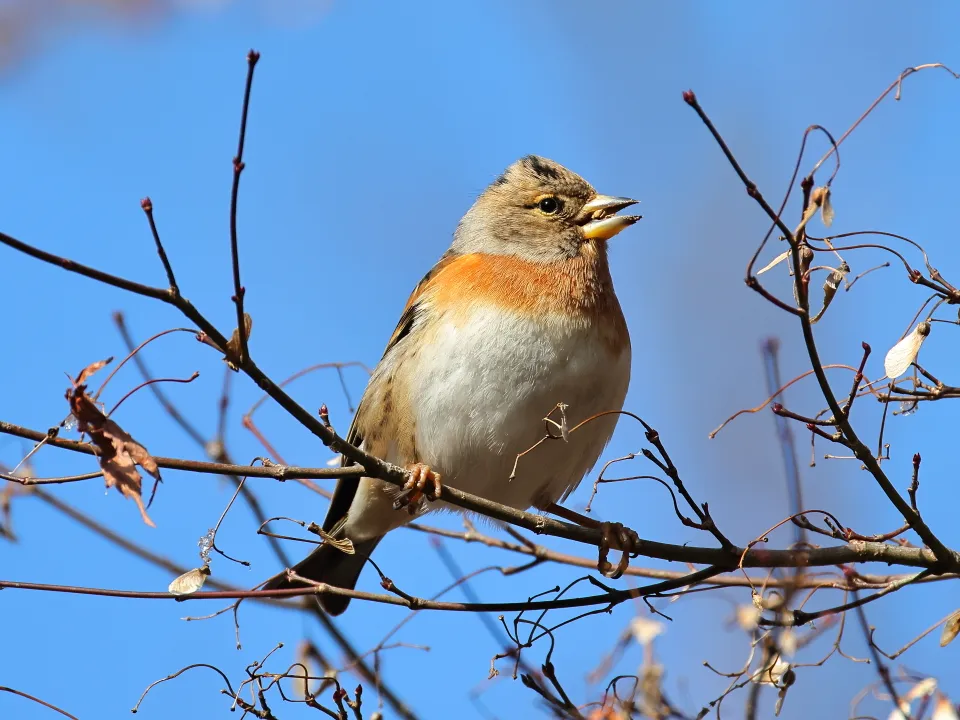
xmin=0 ymin=686 xmax=80 ymax=720
xmin=228 ymin=50 xmax=260 ymax=367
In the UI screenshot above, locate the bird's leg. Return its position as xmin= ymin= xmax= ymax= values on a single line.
xmin=392 ymin=463 xmax=443 ymax=515
xmin=542 ymin=502 xmax=638 ymax=579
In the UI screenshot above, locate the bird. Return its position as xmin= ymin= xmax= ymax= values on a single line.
xmin=265 ymin=155 xmax=639 ymax=614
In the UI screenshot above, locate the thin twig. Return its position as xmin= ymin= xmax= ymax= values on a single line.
xmin=140 ymin=197 xmax=179 ymax=294
xmin=228 ymin=50 xmax=260 ymax=367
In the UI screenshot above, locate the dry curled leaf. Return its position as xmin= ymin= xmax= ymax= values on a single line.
xmin=811 ymin=262 xmax=850 ymax=324
xmin=73 ymin=356 xmax=114 ymax=386
xmin=639 ymin=662 xmax=665 ymax=718
xmin=941 ymin=609 xmax=960 ymax=647
xmin=66 ymin=385 xmax=159 ymax=527
xmin=224 ymin=313 xmax=253 ymax=371
xmin=306 ymin=520 xmax=355 ymax=555
xmin=195 ymin=313 xmax=252 ymax=370
xmin=884 ymin=322 xmax=931 ymax=379
xmin=168 ymin=564 xmax=211 ymax=595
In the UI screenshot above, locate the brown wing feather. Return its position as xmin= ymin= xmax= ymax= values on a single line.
xmin=321 ymin=251 xmax=456 ymax=532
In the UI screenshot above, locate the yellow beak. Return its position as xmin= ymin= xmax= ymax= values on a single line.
xmin=580 ymin=195 xmax=641 ymax=240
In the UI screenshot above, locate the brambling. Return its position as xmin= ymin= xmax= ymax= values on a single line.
xmin=267 ymin=155 xmax=639 ymax=614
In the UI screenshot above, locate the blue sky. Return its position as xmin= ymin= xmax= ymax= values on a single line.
xmin=2 ymin=2 xmax=959 ymax=718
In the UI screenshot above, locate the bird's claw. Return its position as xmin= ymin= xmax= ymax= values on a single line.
xmin=597 ymin=521 xmax=639 ymax=579
xmin=393 ymin=463 xmax=443 ymax=515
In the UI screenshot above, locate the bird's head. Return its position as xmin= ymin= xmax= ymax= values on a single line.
xmin=452 ymin=155 xmax=640 ymax=262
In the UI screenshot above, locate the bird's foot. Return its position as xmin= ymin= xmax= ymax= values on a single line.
xmin=392 ymin=463 xmax=443 ymax=515
xmin=597 ymin=521 xmax=639 ymax=579
xmin=539 ymin=503 xmax=639 ymax=579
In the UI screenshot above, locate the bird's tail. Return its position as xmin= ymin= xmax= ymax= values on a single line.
xmin=263 ymin=536 xmax=382 ymax=616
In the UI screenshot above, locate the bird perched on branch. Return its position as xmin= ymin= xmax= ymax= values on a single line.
xmin=265 ymin=155 xmax=639 ymax=614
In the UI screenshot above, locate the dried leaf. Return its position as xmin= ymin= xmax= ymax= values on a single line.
xmin=941 ymin=609 xmax=960 ymax=647
xmin=168 ymin=564 xmax=211 ymax=595
xmin=638 ymin=662 xmax=665 ymax=718
xmin=811 ymin=263 xmax=849 ymax=324
xmin=884 ymin=322 xmax=931 ymax=379
xmin=224 ymin=313 xmax=253 ymax=371
xmin=66 ymin=385 xmax=159 ymax=527
xmin=306 ymin=521 xmax=355 ymax=555
xmin=73 ymin=356 xmax=114 ymax=386
xmin=757 ymin=250 xmax=790 ymax=275
xmin=559 ymin=403 xmax=570 ymax=443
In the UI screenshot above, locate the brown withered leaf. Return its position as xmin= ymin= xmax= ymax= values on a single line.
xmin=73 ymin=356 xmax=114 ymax=386
xmin=306 ymin=516 xmax=355 ymax=555
xmin=224 ymin=313 xmax=252 ymax=371
xmin=66 ymin=385 xmax=159 ymax=527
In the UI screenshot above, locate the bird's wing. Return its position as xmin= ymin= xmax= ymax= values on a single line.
xmin=321 ymin=251 xmax=456 ymax=532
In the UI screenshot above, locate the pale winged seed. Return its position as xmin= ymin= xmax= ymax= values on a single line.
xmin=779 ymin=628 xmax=797 ymax=657
xmin=757 ymin=250 xmax=791 ymax=275
xmin=884 ymin=322 xmax=931 ymax=379
xmin=904 ymin=678 xmax=938 ymax=700
xmin=630 ymin=616 xmax=665 ymax=646
xmin=774 ymin=686 xmax=787 ymax=716
xmin=325 ymin=456 xmax=341 ymax=467
xmin=820 ymin=188 xmax=835 ymax=227
xmin=890 ymin=705 xmax=910 ymax=720
xmin=940 ymin=609 xmax=960 ymax=647
xmin=932 ymin=695 xmax=960 ymax=720
xmin=798 ymin=201 xmax=819 ymax=232
xmin=891 ymin=678 xmax=940 ymax=719
xmin=754 ymin=659 xmax=790 ymax=686
xmin=736 ymin=604 xmax=762 ymax=631
xmin=168 ymin=565 xmax=211 ymax=595
xmin=559 ymin=403 xmax=570 ymax=442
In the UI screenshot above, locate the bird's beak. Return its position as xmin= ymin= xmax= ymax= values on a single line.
xmin=580 ymin=195 xmax=641 ymax=241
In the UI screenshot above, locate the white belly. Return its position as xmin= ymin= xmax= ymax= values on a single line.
xmin=408 ymin=305 xmax=631 ymax=510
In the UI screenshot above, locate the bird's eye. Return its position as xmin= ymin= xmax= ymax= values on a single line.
xmin=538 ymin=197 xmax=560 ymax=214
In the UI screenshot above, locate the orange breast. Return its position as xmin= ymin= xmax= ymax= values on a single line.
xmin=423 ymin=248 xmax=629 ymax=353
